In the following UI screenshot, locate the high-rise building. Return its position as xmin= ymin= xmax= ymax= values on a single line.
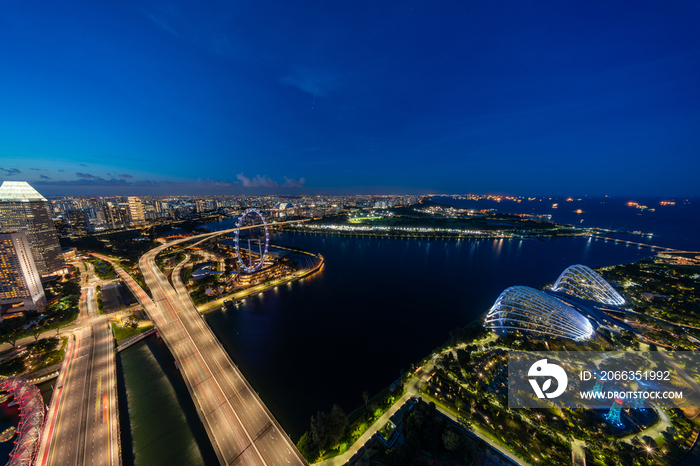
xmin=96 ymin=209 xmax=106 ymax=225
xmin=0 ymin=232 xmax=46 ymax=314
xmin=67 ymin=209 xmax=89 ymax=235
xmin=118 ymin=203 xmax=131 ymax=226
xmin=127 ymin=196 xmax=145 ymax=224
xmin=53 ymin=218 xmax=69 ymax=236
xmin=102 ymin=203 xmax=117 ymax=228
xmin=0 ymin=181 xmax=65 ymax=276
xmin=103 ymin=202 xmax=129 ymax=229
xmin=195 ymin=199 xmax=205 ymax=213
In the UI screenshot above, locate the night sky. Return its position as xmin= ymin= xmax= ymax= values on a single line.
xmin=1 ymin=1 xmax=699 ymax=196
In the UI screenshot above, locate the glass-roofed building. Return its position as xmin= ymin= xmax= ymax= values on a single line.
xmin=553 ymin=264 xmax=626 ymax=306
xmin=484 ymin=286 xmax=594 ymax=341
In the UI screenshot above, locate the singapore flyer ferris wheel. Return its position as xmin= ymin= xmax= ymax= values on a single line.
xmin=233 ymin=208 xmax=270 ymax=273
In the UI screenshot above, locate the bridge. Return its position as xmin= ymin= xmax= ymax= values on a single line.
xmin=589 ymin=235 xmax=681 ymax=252
xmin=94 ymin=221 xmax=307 ymax=466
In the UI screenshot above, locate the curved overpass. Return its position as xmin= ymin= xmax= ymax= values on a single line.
xmin=95 ymin=220 xmax=307 ymax=466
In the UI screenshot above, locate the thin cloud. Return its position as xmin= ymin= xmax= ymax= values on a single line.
xmin=35 ymin=177 xmax=233 ymax=189
xmin=57 ymin=169 xmax=64 ymax=172
xmin=0 ymin=168 xmax=21 ymax=175
xmin=30 ymin=168 xmax=44 ymax=171
xmin=190 ymin=178 xmax=235 ymax=187
xmin=119 ymin=174 xmax=134 ymax=179
xmin=34 ymin=175 xmax=303 ymax=193
xmin=140 ymin=9 xmax=181 ymax=38
xmin=79 ymin=163 xmax=87 ymax=167
xmin=236 ymin=173 xmax=306 ymax=188
xmin=282 ymin=176 xmax=306 ymax=188
xmin=38 ymin=177 xmax=145 ymax=187
xmin=236 ymin=173 xmax=278 ymax=188
xmin=280 ymin=67 xmax=340 ymax=97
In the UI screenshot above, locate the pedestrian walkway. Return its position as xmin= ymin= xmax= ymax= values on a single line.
xmin=316 ymin=393 xmax=413 ymax=466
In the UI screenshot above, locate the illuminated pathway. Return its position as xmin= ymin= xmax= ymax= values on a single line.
xmin=94 ymin=220 xmax=307 ymax=466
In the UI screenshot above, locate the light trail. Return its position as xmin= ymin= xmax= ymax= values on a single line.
xmin=92 ymin=219 xmax=308 ymax=465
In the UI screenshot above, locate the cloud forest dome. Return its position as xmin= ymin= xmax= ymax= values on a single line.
xmin=553 ymin=264 xmax=626 ymax=306
xmin=484 ymin=286 xmax=594 ymax=341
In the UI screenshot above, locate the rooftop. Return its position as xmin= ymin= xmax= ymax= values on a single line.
xmin=0 ymin=181 xmax=47 ymax=203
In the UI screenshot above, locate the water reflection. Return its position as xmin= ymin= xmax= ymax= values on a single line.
xmin=201 ymin=229 xmax=651 ymax=440
xmin=117 ymin=336 xmax=217 ymax=466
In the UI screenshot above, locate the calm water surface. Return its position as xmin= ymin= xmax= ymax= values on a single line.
xmin=203 ymin=228 xmax=652 ymax=440
xmin=117 ymin=223 xmax=690 ymax=464
xmin=431 ymin=195 xmax=700 ymax=251
xmin=117 ymin=335 xmax=217 ymax=466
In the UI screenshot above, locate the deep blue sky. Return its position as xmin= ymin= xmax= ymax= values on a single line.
xmin=1 ymin=1 xmax=699 ymax=196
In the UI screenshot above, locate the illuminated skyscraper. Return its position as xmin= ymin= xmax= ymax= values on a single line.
xmin=102 ymin=203 xmax=118 ymax=228
xmin=195 ymin=199 xmax=205 ymax=213
xmin=127 ymin=196 xmax=145 ymax=224
xmin=118 ymin=202 xmax=132 ymax=225
xmin=0 ymin=232 xmax=46 ymax=314
xmin=0 ymin=181 xmax=65 ymax=276
xmin=67 ymin=209 xmax=89 ymax=235
xmin=102 ymin=202 xmax=130 ymax=228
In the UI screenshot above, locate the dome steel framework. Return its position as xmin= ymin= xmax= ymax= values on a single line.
xmin=233 ymin=208 xmax=269 ymax=273
xmin=484 ymin=286 xmax=594 ymax=341
xmin=553 ymin=264 xmax=625 ymax=306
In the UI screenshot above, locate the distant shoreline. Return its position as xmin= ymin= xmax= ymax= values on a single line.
xmin=279 ymin=225 xmax=590 ymax=241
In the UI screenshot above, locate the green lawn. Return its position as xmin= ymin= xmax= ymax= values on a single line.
xmin=111 ymin=323 xmax=154 ymax=342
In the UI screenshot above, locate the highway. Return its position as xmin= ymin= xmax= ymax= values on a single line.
xmin=36 ymin=321 xmax=119 ymax=466
xmin=82 ymin=321 xmax=119 ymax=466
xmin=172 ymin=254 xmax=193 ymax=300
xmin=80 ymin=260 xmax=101 ymax=318
xmin=36 ymin=260 xmax=120 ymax=466
xmin=92 ymin=220 xmax=308 ymax=466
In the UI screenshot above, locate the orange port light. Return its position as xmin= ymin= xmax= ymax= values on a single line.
xmin=575 ymin=209 xmax=584 ymax=214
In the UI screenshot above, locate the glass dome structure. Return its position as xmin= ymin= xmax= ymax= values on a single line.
xmin=553 ymin=264 xmax=625 ymax=306
xmin=484 ymin=286 xmax=594 ymax=341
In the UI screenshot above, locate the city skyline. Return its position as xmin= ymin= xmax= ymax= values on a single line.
xmin=1 ymin=179 xmax=699 ymax=465
xmin=1 ymin=1 xmax=699 ymax=197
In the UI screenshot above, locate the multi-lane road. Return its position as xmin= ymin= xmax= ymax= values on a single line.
xmin=36 ymin=320 xmax=119 ymax=466
xmin=94 ymin=220 xmax=308 ymax=466
xmin=36 ymin=259 xmax=120 ymax=466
